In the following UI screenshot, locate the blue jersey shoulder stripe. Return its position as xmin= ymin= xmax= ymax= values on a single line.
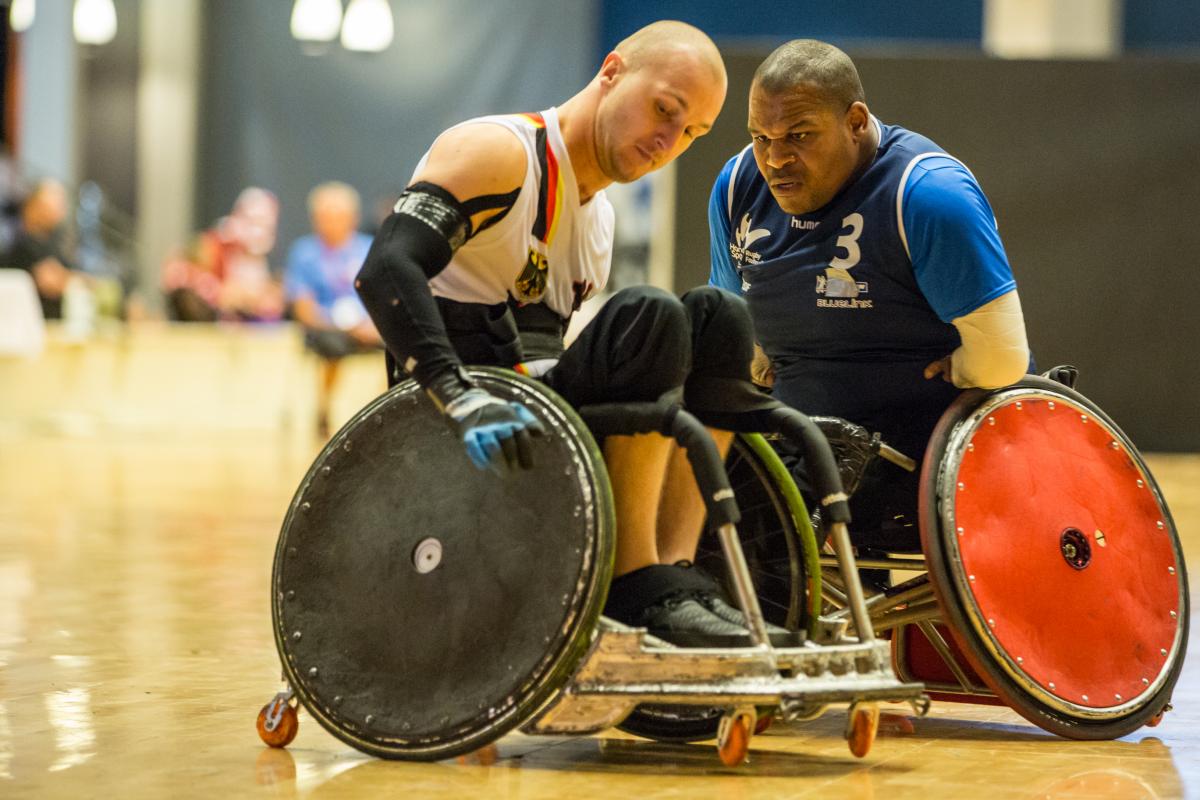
xmin=726 ymin=144 xmax=752 ymax=221
xmin=709 ymin=151 xmax=747 ymax=293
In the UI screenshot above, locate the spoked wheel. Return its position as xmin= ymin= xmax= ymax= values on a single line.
xmin=271 ymin=368 xmax=616 ymax=760
xmin=920 ymin=376 xmax=1189 ymax=739
xmin=695 ymin=433 xmax=819 ymax=634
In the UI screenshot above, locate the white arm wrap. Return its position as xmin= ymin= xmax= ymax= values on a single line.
xmin=949 ymin=290 xmax=1030 ymax=389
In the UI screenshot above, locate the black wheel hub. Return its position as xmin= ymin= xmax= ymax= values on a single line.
xmin=1060 ymin=527 xmax=1092 ymax=570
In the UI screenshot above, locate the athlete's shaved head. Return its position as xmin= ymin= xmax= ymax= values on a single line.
xmin=752 ymin=39 xmax=864 ymax=110
xmin=614 ymin=20 xmax=726 ymax=84
xmin=554 ymin=21 xmax=725 ymax=191
xmin=578 ymin=20 xmax=726 ymax=186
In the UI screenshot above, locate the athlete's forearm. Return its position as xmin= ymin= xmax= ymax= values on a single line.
xmin=948 ymin=290 xmax=1029 ymax=389
xmin=355 ymin=188 xmax=470 ymax=395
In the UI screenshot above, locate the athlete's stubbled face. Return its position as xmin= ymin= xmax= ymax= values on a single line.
xmin=748 ymin=84 xmax=865 ymax=215
xmin=594 ymin=50 xmax=726 ymax=184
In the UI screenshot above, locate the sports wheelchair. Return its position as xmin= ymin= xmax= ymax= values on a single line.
xmin=710 ymin=371 xmax=1189 ymax=740
xmin=255 ymin=366 xmax=929 ymax=765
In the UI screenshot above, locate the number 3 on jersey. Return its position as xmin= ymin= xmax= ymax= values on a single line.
xmin=829 ymin=213 xmax=864 ymax=270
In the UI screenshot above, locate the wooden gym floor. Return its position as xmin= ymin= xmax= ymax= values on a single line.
xmin=0 ymin=329 xmax=1197 ymax=799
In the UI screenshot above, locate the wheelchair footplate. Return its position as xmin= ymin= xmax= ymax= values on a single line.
xmin=528 ymin=617 xmax=928 ymax=754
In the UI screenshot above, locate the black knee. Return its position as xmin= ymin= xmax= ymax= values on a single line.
xmin=681 ymin=286 xmax=755 ymax=382
xmin=548 ymin=286 xmax=691 ymax=405
xmin=611 ymin=285 xmax=686 ymax=319
xmin=605 ymin=286 xmax=691 ymax=392
xmin=603 ymin=286 xmax=690 ymax=361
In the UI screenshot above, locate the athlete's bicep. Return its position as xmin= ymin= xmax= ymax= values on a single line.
xmin=411 ymin=123 xmax=526 ymax=235
xmin=902 ymin=160 xmax=1015 ymax=322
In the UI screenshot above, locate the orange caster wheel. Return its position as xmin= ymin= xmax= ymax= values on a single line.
xmin=717 ymin=708 xmax=755 ymax=766
xmin=257 ymin=691 xmax=299 ymax=748
xmin=1146 ymin=704 xmax=1171 ymax=728
xmin=846 ymin=702 xmax=879 ymax=758
xmin=455 ymin=743 xmax=499 ymax=766
xmin=754 ymin=714 xmax=773 ymax=735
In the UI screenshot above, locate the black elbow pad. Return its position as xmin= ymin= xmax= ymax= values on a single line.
xmin=354 ymin=185 xmax=474 ymax=387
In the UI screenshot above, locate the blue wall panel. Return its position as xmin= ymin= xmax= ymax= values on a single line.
xmin=1124 ymin=0 xmax=1200 ymax=51
xmin=600 ymin=0 xmax=984 ymax=55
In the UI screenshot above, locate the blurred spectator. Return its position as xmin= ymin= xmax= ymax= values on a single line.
xmin=2 ymin=179 xmax=78 ymax=319
xmin=285 ymin=182 xmax=382 ymax=438
xmin=74 ymin=181 xmax=135 ymax=320
xmin=0 ymin=149 xmax=27 ymax=253
xmin=162 ymin=187 xmax=285 ymax=322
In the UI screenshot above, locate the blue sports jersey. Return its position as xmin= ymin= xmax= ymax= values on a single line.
xmin=709 ymin=118 xmax=1017 ymax=457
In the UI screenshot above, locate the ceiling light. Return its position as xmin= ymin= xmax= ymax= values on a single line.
xmin=10 ymin=0 xmax=35 ymax=33
xmin=340 ymin=0 xmax=393 ymax=53
xmin=290 ymin=0 xmax=342 ymax=43
xmin=73 ymin=0 xmax=117 ymax=46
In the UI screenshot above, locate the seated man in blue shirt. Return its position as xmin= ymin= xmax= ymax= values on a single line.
xmin=709 ymin=40 xmax=1030 ymax=549
xmin=285 ymin=181 xmax=382 ymax=438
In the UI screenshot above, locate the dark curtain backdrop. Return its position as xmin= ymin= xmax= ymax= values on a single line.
xmin=198 ymin=0 xmax=597 ymax=256
xmin=80 ymin=0 xmax=140 ymax=217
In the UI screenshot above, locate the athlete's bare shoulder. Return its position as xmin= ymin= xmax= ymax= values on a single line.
xmin=412 ymin=121 xmax=527 ymax=203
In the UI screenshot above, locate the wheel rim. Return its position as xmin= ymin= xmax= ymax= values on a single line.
xmin=271 ymin=368 xmax=615 ymax=758
xmin=933 ymin=386 xmax=1187 ymax=720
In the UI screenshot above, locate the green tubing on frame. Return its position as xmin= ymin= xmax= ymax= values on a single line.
xmin=739 ymin=432 xmax=822 ymax=639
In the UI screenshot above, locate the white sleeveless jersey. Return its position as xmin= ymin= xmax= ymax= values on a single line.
xmin=415 ymin=107 xmax=613 ymax=319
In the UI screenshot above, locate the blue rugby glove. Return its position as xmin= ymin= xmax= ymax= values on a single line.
xmin=444 ymin=389 xmax=544 ymax=471
xmin=425 ymin=366 xmax=544 ymax=472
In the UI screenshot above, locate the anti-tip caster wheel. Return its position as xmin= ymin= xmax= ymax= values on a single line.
xmin=846 ymin=702 xmax=879 ymax=758
xmin=257 ymin=690 xmax=299 ymax=748
xmin=717 ymin=707 xmax=756 ymax=767
xmin=455 ymin=743 xmax=499 ymax=766
xmin=1146 ymin=704 xmax=1172 ymax=728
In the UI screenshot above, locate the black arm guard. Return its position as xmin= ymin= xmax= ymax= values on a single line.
xmin=355 ymin=185 xmax=472 ymax=398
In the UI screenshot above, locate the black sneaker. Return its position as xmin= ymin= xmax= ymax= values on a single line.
xmin=691 ymin=591 xmax=805 ymax=646
xmin=673 ymin=560 xmax=805 ymax=646
xmin=641 ymin=592 xmax=757 ymax=648
xmin=603 ymin=564 xmax=754 ymax=647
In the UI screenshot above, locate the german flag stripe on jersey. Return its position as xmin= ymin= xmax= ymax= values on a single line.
xmin=514 ymin=112 xmax=563 ymax=246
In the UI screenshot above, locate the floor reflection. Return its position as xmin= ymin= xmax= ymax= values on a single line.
xmin=44 ymin=687 xmax=95 ymax=773
xmin=0 ymin=434 xmax=1194 ymax=798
